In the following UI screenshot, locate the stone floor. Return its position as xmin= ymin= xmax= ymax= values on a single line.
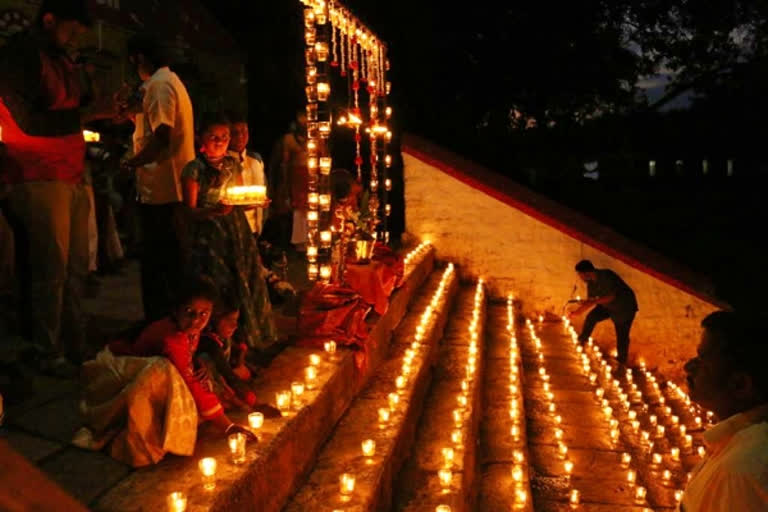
xmin=0 ymin=249 xmax=311 ymax=508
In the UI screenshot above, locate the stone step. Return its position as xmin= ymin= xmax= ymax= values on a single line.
xmin=94 ymin=243 xmax=436 ymax=512
xmin=392 ymin=281 xmax=487 ymax=512
xmin=477 ymin=298 xmax=534 ymax=512
xmin=283 ymin=263 xmax=459 ymax=512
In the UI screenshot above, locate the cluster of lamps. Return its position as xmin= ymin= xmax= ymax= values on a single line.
xmin=165 ymin=342 xmax=342 ymax=510
xmin=559 ymin=316 xmax=711 ymax=508
xmin=435 ymin=280 xmax=485 ymax=511
xmin=507 ymin=295 xmax=531 ymax=510
xmin=338 ymin=263 xmax=456 ymax=503
xmin=300 ymin=0 xmax=393 ymax=281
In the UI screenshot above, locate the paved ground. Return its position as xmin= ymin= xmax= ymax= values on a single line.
xmin=0 ymin=250 xmax=310 ymax=507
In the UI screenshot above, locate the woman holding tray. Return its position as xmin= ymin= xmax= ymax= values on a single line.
xmin=180 ymin=114 xmax=277 ymax=352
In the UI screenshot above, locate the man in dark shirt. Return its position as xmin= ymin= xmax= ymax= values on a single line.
xmin=567 ymin=260 xmax=638 ymax=365
xmin=0 ymin=0 xmax=115 ymax=376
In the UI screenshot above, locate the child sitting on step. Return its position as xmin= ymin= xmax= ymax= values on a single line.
xmin=196 ymin=294 xmax=280 ymax=417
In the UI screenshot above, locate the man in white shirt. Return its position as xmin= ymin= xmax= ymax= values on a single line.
xmin=681 ymin=311 xmax=768 ymax=511
xmin=228 ymin=113 xmax=266 ymax=235
xmin=122 ymin=34 xmax=195 ymax=321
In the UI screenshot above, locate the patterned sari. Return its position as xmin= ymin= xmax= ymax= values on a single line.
xmin=181 ymin=156 xmax=277 ymax=350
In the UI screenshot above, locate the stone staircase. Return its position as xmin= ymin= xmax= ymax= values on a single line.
xmin=274 ymin=276 xmax=713 ymax=512
xmin=9 ymin=242 xmax=713 ymax=511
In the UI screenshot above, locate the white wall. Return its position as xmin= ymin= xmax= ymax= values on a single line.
xmin=404 ymin=150 xmax=721 ymax=382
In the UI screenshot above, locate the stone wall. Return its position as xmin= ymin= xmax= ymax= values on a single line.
xmin=402 ymin=136 xmax=725 ymax=383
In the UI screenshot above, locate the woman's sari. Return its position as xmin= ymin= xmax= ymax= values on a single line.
xmin=73 ymin=348 xmax=198 ymax=467
xmin=181 ymin=156 xmax=277 ymax=350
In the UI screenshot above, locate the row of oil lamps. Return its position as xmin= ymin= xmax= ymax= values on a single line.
xmin=334 ymin=263 xmax=456 ymax=506
xmin=553 ymin=316 xmax=711 ymax=508
xmin=168 ymin=245 xmax=434 ymax=511
xmin=403 ymin=240 xmax=432 ymax=269
xmin=434 ymin=279 xmax=486 ymax=512
xmin=508 ymin=296 xmax=532 ymax=509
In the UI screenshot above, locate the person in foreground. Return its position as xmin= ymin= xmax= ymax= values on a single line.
xmin=75 ymin=280 xmax=254 ymax=467
xmin=680 ymin=311 xmax=768 ymax=511
xmin=567 ymin=259 xmax=638 ymax=366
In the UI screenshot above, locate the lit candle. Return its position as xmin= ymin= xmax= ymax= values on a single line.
xmin=319 ymin=194 xmax=331 ymax=210
xmin=652 ymin=452 xmax=663 ymax=466
xmin=663 ymin=469 xmax=672 ymax=482
xmin=627 ymin=469 xmax=637 ymax=485
xmin=675 ymin=489 xmax=684 ymax=502
xmin=457 ymin=394 xmax=468 ymax=409
xmin=248 ymin=412 xmax=264 ymax=430
xmin=511 ymin=464 xmax=524 ymax=483
xmin=635 ymin=486 xmax=647 ymax=502
xmin=306 ymin=210 xmax=318 ymax=228
xmin=291 ymin=381 xmax=305 ymax=401
xmin=167 ymin=492 xmax=187 ymax=512
xmin=671 ymin=447 xmax=681 ymax=462
xmin=228 ymin=432 xmax=247 ymax=464
xmin=388 ymin=392 xmax=399 ymax=410
xmin=361 ymin=439 xmax=376 ymax=457
xmin=276 ymin=391 xmax=292 ymax=412
xmin=451 ymin=429 xmax=463 ymax=445
xmin=570 ymin=489 xmax=580 ymax=505
xmin=310 ymin=354 xmax=321 ymax=366
xmin=320 ymin=264 xmax=332 ymax=281
xmin=513 ymin=449 xmax=525 ymax=464
xmin=396 ymin=375 xmax=407 ymax=391
xmin=198 ymin=457 xmax=217 ymax=491
xmin=698 ymin=446 xmax=706 ymax=457
xmin=319 ymin=156 xmax=332 ymax=174
xmin=320 ymin=230 xmax=332 ymax=248
xmin=317 ymin=82 xmax=330 ymax=101
xmin=557 ymin=442 xmax=568 ymax=459
xmin=307 ymin=245 xmax=318 ymax=263
xmin=305 ymin=365 xmax=318 ymax=389
xmin=315 ymin=41 xmax=329 ymax=61
xmin=621 ymin=452 xmax=632 ymax=467
xmin=453 ymin=409 xmax=463 ymax=427
xmin=324 ymin=340 xmax=337 ymax=356
xmin=442 ymin=447 xmax=455 ymax=467
xmin=378 ymin=407 xmax=391 ymax=424
xmin=339 ymin=473 xmax=355 ymax=496
xmin=436 ymin=506 xmax=451 ymax=512
xmin=438 ymin=468 xmax=453 ymax=489
xmin=564 ymin=459 xmax=574 ymax=475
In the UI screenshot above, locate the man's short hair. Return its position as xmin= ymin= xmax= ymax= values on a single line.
xmin=702 ymin=311 xmax=768 ymax=399
xmin=37 ymin=0 xmax=92 ymax=27
xmin=126 ymin=33 xmax=170 ymax=69
xmin=575 ymin=260 xmax=596 ymax=273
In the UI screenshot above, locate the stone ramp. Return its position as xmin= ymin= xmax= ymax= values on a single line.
xmin=283 ymin=264 xmax=459 ymax=512
xmin=392 ymin=281 xmax=486 ymax=512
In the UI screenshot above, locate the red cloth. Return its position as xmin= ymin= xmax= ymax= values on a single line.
xmin=344 ymin=244 xmax=404 ymax=315
xmin=373 ymin=243 xmax=405 ymax=286
xmin=296 ymin=284 xmax=370 ymax=348
xmin=0 ymin=49 xmax=85 ymax=184
xmin=109 ymin=318 xmax=224 ymax=420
